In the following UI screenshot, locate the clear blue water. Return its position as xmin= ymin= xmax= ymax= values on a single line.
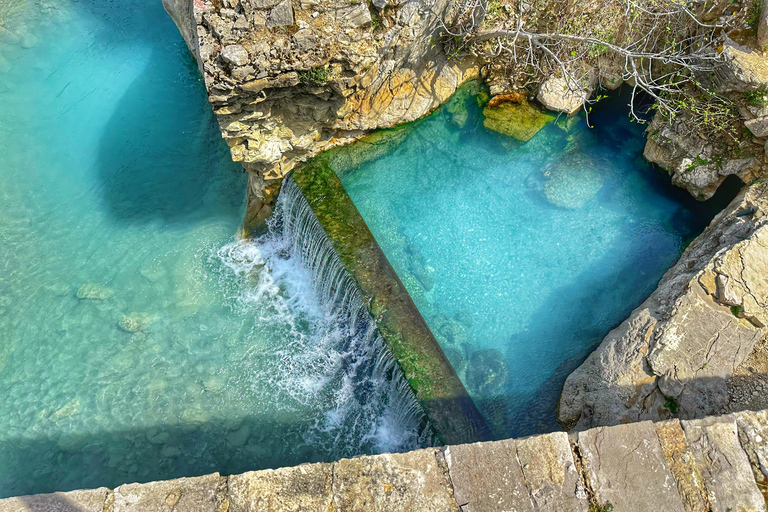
xmin=0 ymin=0 xmax=423 ymax=497
xmin=340 ymin=90 xmax=727 ymax=437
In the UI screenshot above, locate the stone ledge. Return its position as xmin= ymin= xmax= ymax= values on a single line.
xmin=4 ymin=410 xmax=768 ymax=512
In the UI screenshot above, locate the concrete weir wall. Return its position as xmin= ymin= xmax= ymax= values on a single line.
xmin=290 ymin=159 xmax=490 ymax=445
xmin=4 ymin=409 xmax=768 ymax=511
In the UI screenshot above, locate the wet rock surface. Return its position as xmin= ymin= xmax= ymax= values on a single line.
xmin=6 ymin=411 xmax=768 ymax=512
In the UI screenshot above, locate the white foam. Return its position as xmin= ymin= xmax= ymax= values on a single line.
xmin=216 ymin=177 xmax=433 ymax=456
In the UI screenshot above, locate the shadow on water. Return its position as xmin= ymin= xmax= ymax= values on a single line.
xmin=81 ymin=0 xmax=245 ymax=225
xmin=484 ymin=168 xmax=744 ymax=439
xmin=1 ymin=414 xmax=344 ymax=499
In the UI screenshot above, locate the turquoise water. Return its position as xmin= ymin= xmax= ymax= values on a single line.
xmin=340 ymin=91 xmax=730 ymax=437
xmin=0 ymin=0 xmax=424 ymax=497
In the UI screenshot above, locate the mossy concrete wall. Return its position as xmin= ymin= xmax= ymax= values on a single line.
xmin=5 ymin=409 xmax=768 ymax=511
xmin=291 ymin=156 xmax=490 ymax=446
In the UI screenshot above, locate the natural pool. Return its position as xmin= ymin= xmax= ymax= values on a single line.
xmin=339 ymin=86 xmax=732 ymax=437
xmin=0 ymin=0 xmax=425 ymax=497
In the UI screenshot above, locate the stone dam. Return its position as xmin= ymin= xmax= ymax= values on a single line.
xmin=3 ymin=409 xmax=768 ymax=512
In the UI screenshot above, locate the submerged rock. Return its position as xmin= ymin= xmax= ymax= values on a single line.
xmin=118 ymin=312 xmax=159 ymax=332
xmin=541 ymin=129 xmax=603 ymax=208
xmin=543 ymin=153 xmax=603 ymax=209
xmin=444 ymin=80 xmax=485 ymax=128
xmin=483 ymin=94 xmax=555 ymax=142
xmin=76 ymin=283 xmax=114 ymax=300
xmin=327 ymin=125 xmax=413 ymax=177
xmin=443 ymin=348 xmax=467 ymax=376
xmin=466 ymin=349 xmax=509 ymax=397
xmin=227 ymin=423 xmax=252 ymax=447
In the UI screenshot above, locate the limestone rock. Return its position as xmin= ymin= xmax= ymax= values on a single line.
xmin=332 ymin=449 xmax=459 ymax=511
xmin=759 ymin=0 xmax=768 ymax=50
xmin=537 ymin=67 xmax=596 ymax=115
xmin=163 ymin=0 xmax=479 ymax=231
xmin=446 ymin=440 xmax=532 ymax=511
xmin=336 ymin=3 xmax=372 ymax=29
xmin=76 ymin=283 xmax=114 ymax=300
xmin=559 ymin=181 xmax=768 ymax=430
xmin=681 ymin=416 xmax=766 ymax=512
xmin=266 ymin=0 xmax=293 ymax=28
xmin=113 ymin=474 xmax=224 ymax=512
xmin=747 ymin=116 xmax=768 ymax=138
xmin=735 ymin=409 xmax=768 ymax=483
xmin=0 ymin=488 xmax=109 ymax=512
xmin=577 ymin=421 xmax=686 ymax=512
xmin=719 ymin=39 xmax=768 ymax=93
xmin=228 ymin=463 xmax=333 ymax=511
xmin=247 ymin=0 xmax=284 ymax=9
xmin=482 ymin=96 xmax=554 ymax=141
xmin=220 ymin=44 xmax=249 ymax=67
xmin=514 ymin=433 xmax=589 ymax=512
xmin=643 ymin=113 xmax=760 ymax=200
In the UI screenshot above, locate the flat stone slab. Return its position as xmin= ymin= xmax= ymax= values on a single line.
xmin=0 ymin=488 xmax=108 ymax=512
xmin=682 ymin=416 xmax=766 ymax=512
xmin=445 ymin=432 xmax=587 ymax=512
xmin=228 ymin=463 xmax=333 ymax=512
xmin=113 ymin=474 xmax=224 ymax=512
xmin=332 ymin=448 xmax=458 ymax=512
xmin=735 ymin=409 xmax=768 ymax=482
xmin=577 ymin=421 xmax=686 ymax=512
xmin=516 ymin=433 xmax=588 ymax=512
xmin=4 ymin=412 xmax=768 ymax=512
xmin=654 ymin=420 xmax=710 ymax=512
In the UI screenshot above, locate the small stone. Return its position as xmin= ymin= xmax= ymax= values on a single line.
xmin=118 ymin=312 xmax=159 ymax=332
xmin=338 ymin=3 xmax=371 ymax=28
xmin=220 ymin=44 xmax=250 ymax=67
xmin=372 ymin=0 xmax=388 ymax=10
xmin=160 ymin=445 xmax=182 ymax=458
xmin=20 ymin=32 xmax=38 ymax=49
xmin=292 ymin=29 xmax=316 ymax=51
xmin=227 ymin=423 xmax=252 ymax=447
xmin=746 ymin=116 xmax=768 ymax=138
xmin=266 ymin=0 xmax=294 ymax=28
xmin=232 ymin=65 xmax=255 ymax=80
xmin=76 ymin=283 xmax=114 ymax=300
xmin=233 ymin=15 xmax=250 ymax=30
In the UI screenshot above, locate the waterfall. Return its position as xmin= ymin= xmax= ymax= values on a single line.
xmin=218 ymin=175 xmax=433 ymax=456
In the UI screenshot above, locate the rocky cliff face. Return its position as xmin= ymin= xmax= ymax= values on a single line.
xmin=559 ymin=180 xmax=768 ymax=430
xmin=162 ymin=0 xmax=478 ymax=232
xmin=644 ymin=39 xmax=768 ymax=200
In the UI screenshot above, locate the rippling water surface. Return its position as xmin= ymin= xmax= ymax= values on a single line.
xmin=340 ymin=87 xmax=732 ymax=438
xmin=0 ymin=0 xmax=424 ymax=497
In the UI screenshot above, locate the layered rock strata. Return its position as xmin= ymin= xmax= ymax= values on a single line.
xmin=162 ymin=0 xmax=478 ymax=232
xmin=644 ymin=39 xmax=768 ymax=200
xmin=559 ymin=180 xmax=768 ymax=430
xmin=4 ymin=410 xmax=768 ymax=512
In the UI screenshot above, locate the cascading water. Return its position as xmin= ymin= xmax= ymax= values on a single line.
xmin=0 ymin=0 xmax=432 ymax=496
xmin=217 ymin=176 xmax=434 ymax=454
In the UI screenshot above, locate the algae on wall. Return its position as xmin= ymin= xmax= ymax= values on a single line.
xmin=291 ymin=155 xmax=490 ymax=445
